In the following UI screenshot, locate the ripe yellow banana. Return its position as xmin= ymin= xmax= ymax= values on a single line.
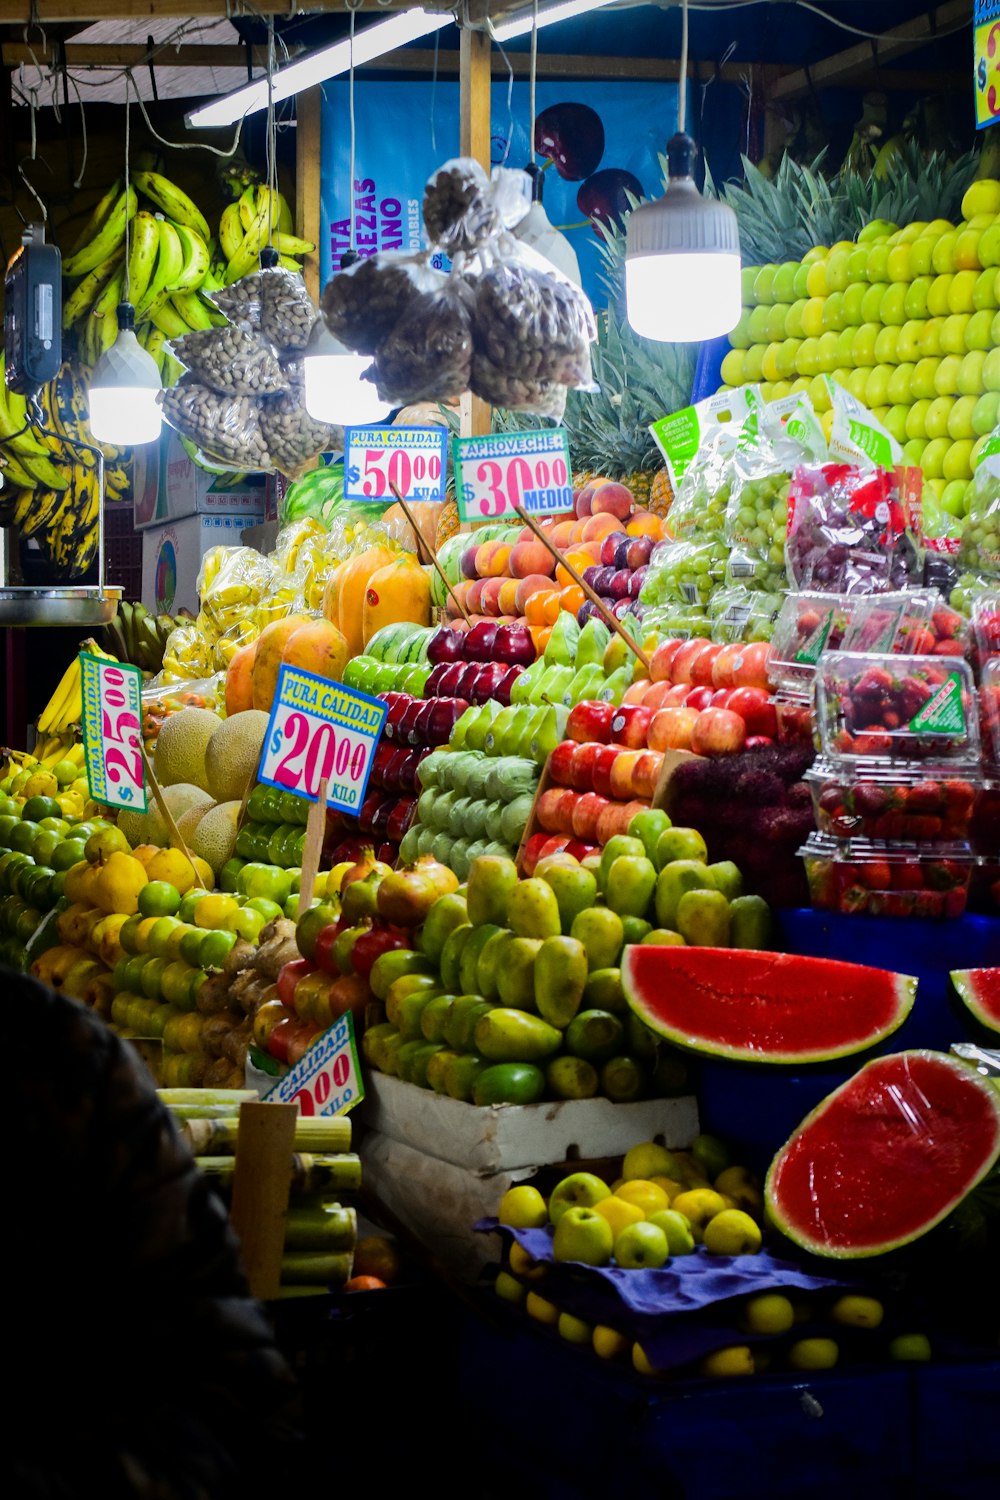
xmin=14 ymin=485 xmax=63 ymax=539
xmin=171 ymin=223 xmax=210 ymax=291
xmin=277 ymin=192 xmax=294 ymax=237
xmin=69 ymin=178 xmax=123 ymax=256
xmin=136 ymin=218 xmax=183 ymax=319
xmin=219 ymin=203 xmax=245 ymax=263
xmin=0 ymin=451 xmax=40 ymax=489
xmin=133 ymin=169 xmax=211 ymax=244
xmin=171 ymin=290 xmax=216 ymax=331
xmin=150 ymin=299 xmax=193 ymax=340
xmin=62 ymin=186 xmax=137 ymax=278
xmin=126 ymin=211 xmax=161 ymax=310
xmin=271 ymin=231 xmax=316 ymax=257
xmin=61 ymin=248 xmax=126 ymax=329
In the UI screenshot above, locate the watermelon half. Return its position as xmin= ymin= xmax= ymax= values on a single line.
xmin=621 ymin=947 xmax=916 ymax=1065
xmin=766 ymin=1050 xmax=1000 ymax=1258
xmin=951 ymin=968 xmax=1000 ymax=1035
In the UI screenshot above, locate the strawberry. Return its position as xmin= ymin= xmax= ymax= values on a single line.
xmin=907 ymin=628 xmax=937 ymax=656
xmin=942 ymin=779 xmax=976 ymax=816
xmin=852 ymin=732 xmax=893 ymax=756
xmin=891 ymin=860 xmax=925 ymax=891
xmin=904 ymin=780 xmax=943 ymax=813
xmin=931 ymin=607 xmax=961 ymax=639
xmin=943 ymin=887 xmax=968 ymax=918
xmin=853 ymin=667 xmax=894 ymax=698
xmin=899 ymin=677 xmax=933 ymax=720
xmin=851 ymin=782 xmax=891 ymax=815
xmin=859 ymin=859 xmax=892 ymax=891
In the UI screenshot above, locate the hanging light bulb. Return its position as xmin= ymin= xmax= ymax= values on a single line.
xmin=303 ymin=315 xmax=392 ymax=426
xmin=88 ymin=302 xmax=162 ymax=445
xmin=624 ymin=1 xmax=741 ymax=343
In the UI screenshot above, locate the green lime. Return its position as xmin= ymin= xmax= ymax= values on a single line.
xmin=245 ymin=896 xmax=282 ymax=922
xmin=138 ymin=881 xmax=182 ymax=919
xmin=0 ymin=796 xmax=19 ymax=818
xmin=218 ymin=857 xmax=246 ymax=892
xmin=52 ymin=838 xmax=87 ymax=872
xmin=52 ymin=759 xmax=80 ymax=787
xmin=21 ymin=795 xmax=61 ymax=823
xmin=0 ymin=816 xmax=19 ymax=848
xmin=10 ymin=822 xmax=40 ymax=854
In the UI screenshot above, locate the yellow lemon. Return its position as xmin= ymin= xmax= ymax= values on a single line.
xmin=670 ymin=1189 xmax=729 ymax=1241
xmin=632 ymin=1342 xmax=667 ymax=1377
xmin=558 ymin=1312 xmax=592 ymax=1345
xmin=703 ymin=1209 xmax=763 ymax=1256
xmin=788 ymin=1338 xmax=839 ymax=1371
xmin=621 ymin=1141 xmax=679 ymax=1182
xmin=700 ymin=1345 xmax=754 ymax=1377
xmin=614 ymin=1180 xmax=669 ymax=1218
xmin=830 ymin=1295 xmax=884 ymax=1329
xmin=508 ymin=1242 xmax=546 ymax=1281
xmin=593 ymin=1196 xmax=645 ymax=1237
xmin=525 ymin=1292 xmax=559 ymax=1326
xmin=592 ymin=1325 xmax=630 ymax=1361
xmin=742 ymin=1293 xmax=795 ymax=1336
xmin=498 ymin=1185 xmax=548 ymax=1230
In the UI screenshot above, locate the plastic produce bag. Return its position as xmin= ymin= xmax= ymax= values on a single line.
xmin=786 ymin=463 xmax=924 ymax=595
xmin=639 ymin=536 xmax=728 ymax=608
xmin=708 ymin=584 xmax=783 ymax=643
xmin=422 ymin=157 xmax=526 ymax=257
xmin=725 ymin=392 xmax=827 ymax=592
xmin=321 ymin=251 xmax=436 ymax=355
xmin=160 ymin=377 xmax=271 ymax=472
xmin=651 ymin=388 xmax=754 ymax=542
xmin=958 ymin=424 xmax=1000 ymax=579
xmin=198 ymin=545 xmax=275 ymax=635
xmin=468 ymin=256 xmax=592 ymax=413
xmin=366 ymin=270 xmax=476 ymax=406
xmin=209 ymin=266 xmax=317 ymax=355
xmin=169 ymin=325 xmax=289 ymax=398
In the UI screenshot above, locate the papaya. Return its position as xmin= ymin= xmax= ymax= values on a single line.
xmin=281 ymin=617 xmax=349 ymax=685
xmin=336 ymin=546 xmax=396 ymax=659
xmin=362 ymin=554 xmax=431 ymax=647
xmin=225 ymin=641 xmax=256 ymax=714
xmin=252 ymin=614 xmax=309 ymax=712
xmin=383 ymin=499 xmax=440 ymax=557
xmin=321 ymin=561 xmax=348 ymax=626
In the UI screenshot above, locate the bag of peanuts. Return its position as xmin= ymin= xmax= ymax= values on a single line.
xmin=422 ymin=157 xmax=527 ymax=258
xmin=209 ymin=266 xmax=317 ymax=356
xmin=160 ymin=375 xmax=272 ymax=472
xmin=259 ymin=359 xmax=342 ymax=479
xmin=320 ymin=252 xmax=430 ymax=355
xmin=364 ymin=265 xmax=476 ymax=407
xmin=169 ymin=324 xmax=289 ymax=398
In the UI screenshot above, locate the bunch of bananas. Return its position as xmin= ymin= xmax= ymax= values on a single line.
xmin=36 ymin=636 xmax=119 ymax=738
xmin=103 ymin=600 xmax=189 ymax=674
xmin=0 ymin=357 xmax=127 ymax=579
xmin=218 ymin=183 xmax=314 ymax=285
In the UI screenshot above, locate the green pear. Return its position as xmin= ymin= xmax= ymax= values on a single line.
xmin=597 ymin=665 xmax=631 ymax=706
xmin=529 ymin=704 xmax=569 ymax=764
xmin=510 ymin=659 xmax=544 ymax=704
xmin=544 ymin=611 xmax=580 ymax=666
xmin=565 ymin=663 xmax=606 ymax=706
xmin=465 ymin=702 xmax=503 ymax=751
xmin=575 ymin=616 xmax=610 ymax=668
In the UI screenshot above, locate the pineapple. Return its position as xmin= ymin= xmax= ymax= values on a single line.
xmin=436 ymin=492 xmax=460 ymax=547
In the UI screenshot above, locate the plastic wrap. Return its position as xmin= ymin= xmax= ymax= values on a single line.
xmin=767 ymin=592 xmax=855 ymax=688
xmin=725 ymin=394 xmax=825 ymax=592
xmin=259 ymin=360 xmax=341 ymax=479
xmin=367 ymin=272 xmax=475 ymax=406
xmin=197 ymin=544 xmax=275 ymax=636
xmin=982 ymin=658 xmax=1000 ymax=769
xmin=786 ymin=463 xmax=924 ymax=595
xmin=141 ymin=675 xmax=225 ymax=745
xmin=160 ymin=376 xmax=271 ymax=472
xmin=840 ymin=589 xmax=969 ymax=658
xmin=806 ymin=760 xmax=979 ymax=842
xmin=321 ymin=251 xmax=435 ymax=355
xmin=469 ymin=255 xmax=593 ymax=400
xmin=639 ymin=536 xmax=728 ymax=608
xmin=159 ymin=624 xmax=215 ymax=683
xmin=958 ymin=424 xmax=1000 ymax=579
xmin=799 ymin=833 xmax=974 ymax=918
xmin=971 ymin=592 xmax=1000 ymax=678
xmin=169 ymin=325 xmax=289 ymax=397
xmin=209 ymin=266 xmax=317 ymax=354
xmin=648 ymin=389 xmax=753 ymax=542
xmin=708 ymin=585 xmax=783 ymax=643
xmin=422 ymin=157 xmax=526 ymax=257
xmin=815 ymin=650 xmax=980 ymax=766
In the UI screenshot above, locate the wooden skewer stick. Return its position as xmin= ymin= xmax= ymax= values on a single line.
xmin=138 ymin=740 xmax=202 ymax=885
xmin=388 ymin=480 xmax=471 ymax=624
xmin=512 ymin=504 xmax=651 ymax=670
xmin=297 ymin=776 xmax=329 ymax=914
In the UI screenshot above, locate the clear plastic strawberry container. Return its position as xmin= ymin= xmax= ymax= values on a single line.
xmin=980 ymin=659 xmax=1000 ymax=769
xmin=798 ymin=833 xmax=975 ymax=919
xmin=839 ymin=590 xmax=968 ymax=659
xmin=971 ymin=592 xmax=1000 ymax=678
xmin=767 ymin=593 xmax=854 ymax=687
xmin=816 ymin=651 xmax=980 ymax=767
xmin=774 ymin=687 xmax=817 ymax=748
xmin=805 ymin=761 xmax=980 ymax=842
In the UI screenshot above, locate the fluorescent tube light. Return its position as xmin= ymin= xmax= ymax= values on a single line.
xmin=186 ymin=10 xmax=452 ymax=128
xmin=493 ymin=0 xmax=618 ymax=43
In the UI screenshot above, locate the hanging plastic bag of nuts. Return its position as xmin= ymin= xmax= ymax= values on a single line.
xmin=320 ymin=252 xmax=430 ymax=355
xmin=160 ymin=376 xmax=272 ymax=472
xmin=364 ymin=266 xmax=476 ymax=406
xmin=259 ymin=359 xmax=342 ymax=479
xmin=422 ymin=157 xmax=526 ymax=257
xmin=169 ymin=323 xmax=289 ymax=398
xmin=208 ymin=266 xmax=317 ymax=356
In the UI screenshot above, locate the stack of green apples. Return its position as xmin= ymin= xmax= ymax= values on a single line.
xmin=720 ymin=178 xmax=1000 ymax=542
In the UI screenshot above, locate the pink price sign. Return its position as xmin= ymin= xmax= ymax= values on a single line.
xmin=79 ymin=654 xmax=147 ymax=813
xmin=265 ymin=1012 xmax=363 ymax=1116
xmin=257 ymin=664 xmax=386 ymax=814
xmin=343 ymin=425 xmax=447 ymax=503
xmin=453 ymin=428 xmax=573 ymax=523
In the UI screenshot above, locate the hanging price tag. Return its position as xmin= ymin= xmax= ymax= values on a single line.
xmin=257 ymin=665 xmax=386 ymax=814
xmin=265 ymin=1012 xmax=364 ymax=1116
xmin=453 ymin=429 xmax=574 ymax=523
xmin=343 ymin=425 xmax=448 ymax=502
xmin=80 ymin=654 xmax=147 ymax=813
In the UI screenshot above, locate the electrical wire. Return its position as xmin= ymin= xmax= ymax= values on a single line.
xmin=349 ymin=5 xmax=357 ymax=253
xmin=678 ymin=0 xmax=689 ymax=135
xmin=123 ymin=77 xmax=131 ymax=301
xmin=529 ymin=0 xmax=538 ymax=151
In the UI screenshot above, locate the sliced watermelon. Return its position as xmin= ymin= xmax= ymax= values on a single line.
xmin=621 ymin=947 xmax=915 ymax=1065
xmin=951 ymin=968 xmax=1000 ymax=1035
xmin=766 ymin=1050 xmax=1000 ymax=1258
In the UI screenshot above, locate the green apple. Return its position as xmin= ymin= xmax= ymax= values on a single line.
xmin=841 ymin=282 xmax=866 ymax=323
xmin=547 ymin=1171 xmax=611 ymax=1225
xmin=927 ymin=273 xmax=953 ymax=318
xmin=887 ymin=366 xmax=915 ymax=406
xmin=910 ymin=357 xmax=939 ymax=400
xmin=796 ymin=337 xmax=821 ymax=377
xmin=959 ymin=349 xmax=987 ymax=396
xmin=940 ymin=479 xmax=970 ymax=518
xmin=922 ymin=398 xmax=953 ymax=440
xmin=941 ymin=314 xmax=970 ymax=356
xmin=972 ymin=390 xmax=1000 ymax=434
xmin=613 ymin=1221 xmax=670 ymax=1270
xmin=552 ymin=1206 xmax=614 ymax=1266
xmin=947 ymin=396 xmax=977 ymax=441
xmin=784 ymin=298 xmax=807 ymax=337
xmin=648 ymin=1210 xmax=696 ymax=1256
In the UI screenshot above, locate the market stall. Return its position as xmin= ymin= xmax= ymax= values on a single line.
xmin=0 ymin=2 xmax=998 ymax=1494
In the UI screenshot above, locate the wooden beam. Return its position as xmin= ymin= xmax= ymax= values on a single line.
xmin=459 ymin=24 xmax=491 ymax=443
xmin=770 ymin=0 xmax=972 ymax=101
xmin=0 ymin=1 xmax=412 ymax=21
xmin=295 ymin=84 xmax=322 ymax=305
xmin=2 ymin=43 xmax=274 ymax=68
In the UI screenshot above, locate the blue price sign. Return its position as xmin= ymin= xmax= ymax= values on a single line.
xmin=257 ymin=665 xmax=386 ymax=814
xmin=453 ymin=428 xmax=573 ymax=523
xmin=343 ymin=425 xmax=447 ymax=502
xmin=266 ymin=1012 xmax=364 ymax=1116
xmin=80 ymin=654 xmax=147 ymax=813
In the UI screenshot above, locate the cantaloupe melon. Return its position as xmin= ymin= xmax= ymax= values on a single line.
xmin=176 ymin=804 xmax=209 ymax=845
xmin=153 ymin=708 xmax=221 ymax=790
xmin=205 ymin=709 xmax=271 ymax=802
xmin=190 ymin=800 xmax=242 ymax=876
xmin=143 ymin=784 xmax=215 ymax=847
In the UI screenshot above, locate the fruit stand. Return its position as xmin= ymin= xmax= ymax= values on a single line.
xmin=1 ymin=2 xmax=999 ymax=1495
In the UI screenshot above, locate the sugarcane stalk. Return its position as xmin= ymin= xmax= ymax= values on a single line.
xmin=280 ymin=1250 xmax=353 ymax=1287
xmin=284 ymin=1204 xmax=356 ymax=1253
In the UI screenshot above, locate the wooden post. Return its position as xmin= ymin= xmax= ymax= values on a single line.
xmin=388 ymin=481 xmax=471 ymax=621
xmin=230 ymin=1100 xmax=299 ymax=1302
xmin=297 ymin=775 xmax=329 ymax=914
xmin=296 ymin=84 xmax=322 ymax=305
xmin=459 ymin=26 xmax=492 ymax=442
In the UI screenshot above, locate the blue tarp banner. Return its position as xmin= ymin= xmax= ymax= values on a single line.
xmin=318 ymin=79 xmax=680 ymax=307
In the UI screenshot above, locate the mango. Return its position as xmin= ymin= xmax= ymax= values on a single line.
xmin=546 ymin=1055 xmax=599 ymax=1099
xmin=397 ymin=1038 xmax=430 ymax=1083
xmin=507 ymin=877 xmax=561 ymax=939
xmin=601 ymin=1054 xmax=647 ymax=1102
xmin=537 ymin=861 xmax=597 ymax=933
xmin=605 ymin=855 xmax=657 ymax=918
xmin=409 ymin=1041 xmax=444 ymax=1088
xmin=396 ymin=987 xmax=444 ymax=1041
xmin=380 ymin=1030 xmax=405 ymax=1077
xmin=459 ymin=922 xmax=502 ymax=994
xmin=598 ymin=834 xmax=645 ymax=893
xmin=626 ymin=1011 xmax=659 ymax=1062
xmin=473 ymin=1062 xmax=547 ymax=1106
xmin=708 ymin=861 xmax=743 ymax=902
xmin=474 ymin=1008 xmax=563 ymax=1062
xmin=641 ymin=928 xmax=686 ymax=945
xmin=420 ymin=993 xmax=456 ymax=1043
xmin=565 ymin=1008 xmax=625 ymax=1063
xmin=444 ymin=996 xmax=496 ymax=1052
xmin=369 ymin=948 xmax=433 ymax=1000
xmin=628 ymin=808 xmax=672 ymax=862
xmin=418 ymin=892 xmax=469 ymax=963
xmin=496 ymin=936 xmax=541 ymax=1011
xmin=676 ymin=888 xmax=732 ymax=947
xmin=477 ymin=927 xmax=513 ymax=999
xmin=655 ymin=827 xmax=708 ymax=869
xmin=385 ymin=972 xmax=442 ymax=1028
xmin=439 ymin=924 xmax=472 ymax=992
xmin=730 ymin=894 xmax=773 ymax=949
xmin=584 ymin=967 xmax=625 ymax=1014
xmin=467 ymin=855 xmax=520 ymax=927
xmin=535 ymin=935 xmax=588 ymax=1028
xmin=442 ymin=1052 xmax=488 ymax=1101
xmin=571 ymin=906 xmax=624 ymax=971
xmin=655 ymin=860 xmax=715 ymax=929
xmin=426 ymin=1048 xmax=460 ymax=1093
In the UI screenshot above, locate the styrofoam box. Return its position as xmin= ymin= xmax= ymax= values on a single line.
xmin=133 ymin=427 xmax=266 ymax=530
xmin=141 ymin=511 xmax=263 ymax=615
xmin=356 ymin=1072 xmax=699 ymax=1177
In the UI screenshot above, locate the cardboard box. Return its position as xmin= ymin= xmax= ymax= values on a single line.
xmin=141 ymin=511 xmax=263 ymax=615
xmin=133 ymin=427 xmax=267 ymax=530
xmin=356 ymin=1072 xmax=698 ymax=1176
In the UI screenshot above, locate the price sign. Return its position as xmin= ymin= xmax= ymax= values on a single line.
xmin=266 ymin=1012 xmax=363 ymax=1116
xmin=343 ymin=425 xmax=447 ymax=502
xmin=80 ymin=653 xmax=147 ymax=813
xmin=454 ymin=429 xmax=573 ymax=523
xmin=257 ymin=665 xmax=386 ymax=814
xmin=974 ymin=1 xmax=1000 ymax=128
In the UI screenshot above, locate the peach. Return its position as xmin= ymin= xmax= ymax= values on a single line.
xmin=466 ymin=579 xmax=489 ymax=614
xmin=510 ymin=539 xmax=556 ymax=579
xmin=569 ymin=518 xmax=591 ymax=544
xmin=550 ymin=520 xmax=577 ymax=548
xmin=648 ymin=706 xmax=700 ymax=752
xmin=479 ymin=578 xmax=506 ymax=616
xmin=579 ymin=539 xmax=605 ymax=563
xmin=627 ymin=513 xmax=663 ymax=539
xmin=581 ymin=513 xmax=621 ymax=543
xmin=514 ymin=573 xmax=555 ymax=614
xmin=591 ymin=482 xmax=634 ymax=520
xmin=446 ymin=579 xmax=472 ymax=619
xmin=498 ymin=578 xmax=521 ymax=615
xmin=475 ymin=540 xmax=511 ymax=578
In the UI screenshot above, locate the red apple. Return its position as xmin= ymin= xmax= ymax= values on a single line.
xmin=591 ymin=744 xmax=621 ymax=797
xmin=537 ymin=787 xmax=573 ymax=833
xmin=464 ymin=618 xmax=500 ymax=661
xmin=632 ymin=750 xmax=664 ymax=799
xmin=609 ymin=750 xmax=644 ymax=800
xmin=691 ymin=708 xmax=748 ymax=757
xmin=711 ymin=688 xmax=736 ymax=710
xmin=642 ymin=681 xmax=672 ymax=713
xmin=570 ymin=742 xmax=604 ymax=791
xmin=726 ymin=686 xmax=779 ymax=739
xmin=494 ymin=622 xmax=536 ymax=665
xmin=277 ymin=957 xmax=313 ymax=1008
xmin=495 ymin=666 xmax=524 ymax=705
xmin=426 ymin=624 xmax=467 ymax=664
xmin=690 ymin=643 xmax=724 ymax=687
xmin=672 ymin=639 xmax=714 ymax=684
xmin=621 ymin=680 xmax=652 ymax=707
xmin=660 ymin=684 xmax=691 ymax=708
xmin=648 ymin=706 xmax=700 ymax=751
xmin=566 ymin=700 xmax=615 ymax=744
xmin=683 ymin=686 xmax=716 ymax=713
xmin=548 ymin=740 xmax=577 ymax=786
xmin=731 ymin=641 xmax=773 ymax=690
xmin=650 ymin=638 xmax=684 ymax=684
xmin=609 ymin=704 xmax=653 ymax=748
xmin=596 ymin=800 xmax=634 ymax=844
xmin=572 ymin=792 xmax=610 ymax=841
xmin=711 ymin=643 xmax=744 ymax=689
xmin=745 ymin=735 xmax=776 ymax=749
